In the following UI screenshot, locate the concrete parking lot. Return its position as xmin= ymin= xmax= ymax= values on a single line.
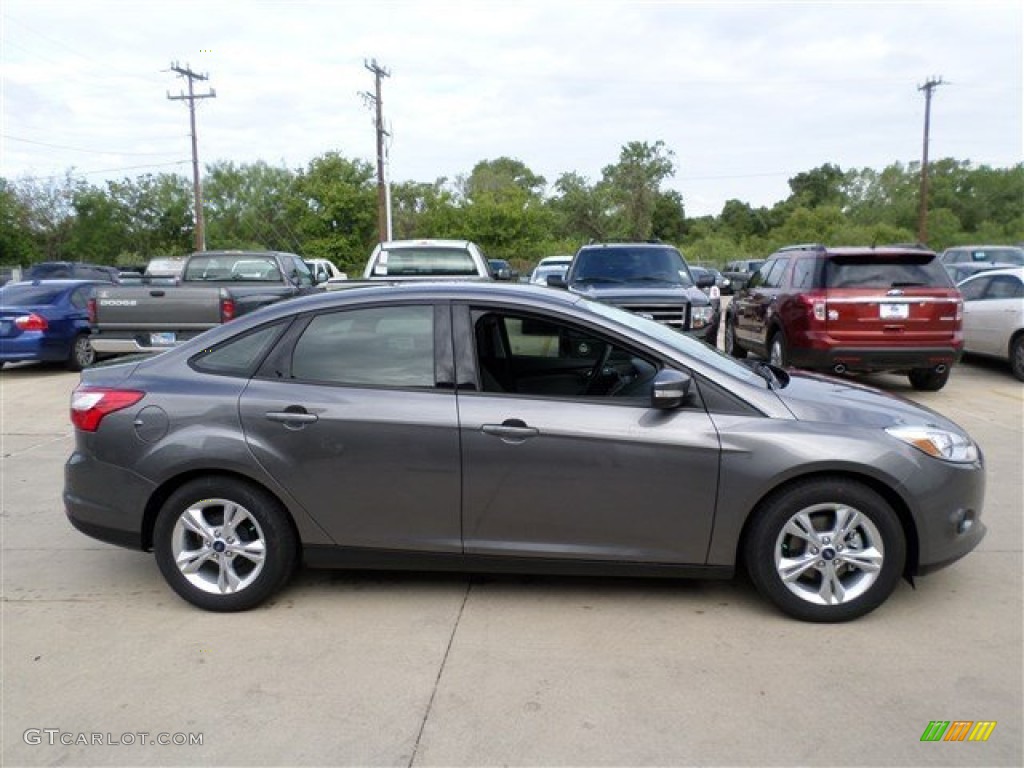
xmin=1 ymin=357 xmax=1021 ymax=767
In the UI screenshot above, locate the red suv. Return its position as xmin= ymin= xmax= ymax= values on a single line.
xmin=723 ymin=244 xmax=963 ymax=390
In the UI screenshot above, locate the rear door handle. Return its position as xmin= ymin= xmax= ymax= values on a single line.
xmin=481 ymin=419 xmax=539 ymax=443
xmin=266 ymin=407 xmax=318 ymax=427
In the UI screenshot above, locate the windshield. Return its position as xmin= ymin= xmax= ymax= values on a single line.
xmin=572 ymin=247 xmax=695 ymax=286
xmin=581 ymin=297 xmax=764 ymax=386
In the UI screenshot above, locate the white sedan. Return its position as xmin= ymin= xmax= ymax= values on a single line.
xmin=958 ymin=266 xmax=1024 ymax=381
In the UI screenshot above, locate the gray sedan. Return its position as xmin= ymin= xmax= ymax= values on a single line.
xmin=64 ymin=283 xmax=986 ymax=621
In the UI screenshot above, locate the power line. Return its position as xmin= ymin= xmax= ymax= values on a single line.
xmin=11 ymin=160 xmax=190 ymax=183
xmin=167 ymin=61 xmax=216 ymax=252
xmin=3 ymin=134 xmax=183 ymax=157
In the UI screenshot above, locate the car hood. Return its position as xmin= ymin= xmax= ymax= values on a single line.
xmin=568 ymin=283 xmax=709 ymax=305
xmin=775 ymin=369 xmax=964 ymax=432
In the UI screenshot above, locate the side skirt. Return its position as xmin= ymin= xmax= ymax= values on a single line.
xmin=302 ymin=545 xmax=734 ymax=581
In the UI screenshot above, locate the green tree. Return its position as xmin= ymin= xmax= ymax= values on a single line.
xmin=0 ymin=179 xmax=40 ymax=263
xmin=288 ymin=152 xmax=377 ymax=272
xmin=204 ymin=160 xmax=303 ymax=252
xmin=600 ymin=140 xmax=676 ymax=240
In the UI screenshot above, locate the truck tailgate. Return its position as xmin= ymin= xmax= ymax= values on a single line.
xmin=94 ymin=285 xmax=224 ymax=329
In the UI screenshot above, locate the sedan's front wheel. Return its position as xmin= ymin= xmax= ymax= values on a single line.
xmin=154 ymin=477 xmax=296 ymax=611
xmin=744 ymin=479 xmax=905 ymax=622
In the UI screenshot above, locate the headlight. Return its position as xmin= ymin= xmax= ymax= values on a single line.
xmin=691 ymin=305 xmax=714 ymax=329
xmin=885 ymin=425 xmax=979 ymax=463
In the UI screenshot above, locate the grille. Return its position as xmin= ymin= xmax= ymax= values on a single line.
xmin=616 ymin=303 xmax=686 ymax=329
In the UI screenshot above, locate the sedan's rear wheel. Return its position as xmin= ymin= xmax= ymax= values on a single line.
xmin=66 ymin=333 xmax=95 ymax=371
xmin=154 ymin=477 xmax=296 ymax=611
xmin=744 ymin=479 xmax=905 ymax=622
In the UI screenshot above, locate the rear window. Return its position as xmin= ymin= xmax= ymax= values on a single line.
xmin=184 ymin=255 xmax=282 ymax=281
xmin=373 ymin=247 xmax=478 ymax=277
xmin=824 ymin=254 xmax=953 ymax=289
xmin=0 ymin=284 xmax=66 ymax=305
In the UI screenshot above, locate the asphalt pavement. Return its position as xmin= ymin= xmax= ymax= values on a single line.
xmin=1 ymin=356 xmax=1021 ymax=767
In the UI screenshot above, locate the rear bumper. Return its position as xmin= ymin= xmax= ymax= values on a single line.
xmin=90 ymin=330 xmax=206 ymax=355
xmin=789 ymin=345 xmax=962 ymax=372
xmin=0 ymin=336 xmax=72 ymax=363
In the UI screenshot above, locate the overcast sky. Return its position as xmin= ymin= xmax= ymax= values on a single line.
xmin=2 ymin=0 xmax=1021 ymax=216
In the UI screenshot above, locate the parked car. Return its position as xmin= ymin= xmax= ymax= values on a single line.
xmin=957 ymin=267 xmax=1024 ymax=381
xmin=721 ymin=259 xmax=765 ymax=294
xmin=724 ymin=244 xmax=962 ymax=391
xmin=529 ymin=263 xmax=569 ymax=286
xmin=24 ymin=261 xmax=120 ymax=283
xmin=64 ymin=282 xmax=985 ymax=622
xmin=0 ymin=280 xmax=105 ymax=370
xmin=363 ymin=239 xmax=496 ymax=280
xmin=535 ymin=255 xmax=573 ymax=270
xmin=943 ymin=261 xmax=1005 ymax=285
xmin=487 ymin=259 xmax=519 ymax=281
xmin=547 ymin=242 xmax=718 ymax=344
xmin=89 ymin=250 xmax=318 ymax=355
xmin=304 ymin=258 xmax=348 ymax=288
xmin=939 ymin=245 xmax=1024 ymax=267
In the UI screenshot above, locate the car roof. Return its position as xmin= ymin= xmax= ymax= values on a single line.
xmin=379 ymin=239 xmax=471 ymax=248
xmin=958 ymin=266 xmax=1024 ymax=281
xmin=778 ymin=245 xmax=937 ymax=258
xmin=578 ymin=242 xmax=679 ymax=250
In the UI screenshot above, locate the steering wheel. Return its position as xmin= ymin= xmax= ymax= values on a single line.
xmin=583 ymin=342 xmax=615 ymax=395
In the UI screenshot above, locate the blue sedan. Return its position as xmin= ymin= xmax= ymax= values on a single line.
xmin=0 ymin=280 xmax=104 ymax=370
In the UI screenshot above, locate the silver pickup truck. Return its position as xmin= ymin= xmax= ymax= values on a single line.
xmin=89 ymin=250 xmax=319 ymax=355
xmin=363 ymin=239 xmax=511 ymax=280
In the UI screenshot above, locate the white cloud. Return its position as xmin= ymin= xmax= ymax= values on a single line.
xmin=2 ymin=0 xmax=1020 ymax=215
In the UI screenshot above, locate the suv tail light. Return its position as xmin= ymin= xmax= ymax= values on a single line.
xmin=798 ymin=293 xmax=828 ymax=323
xmin=15 ymin=313 xmax=48 ymax=331
xmin=70 ymin=387 xmax=145 ymax=432
xmin=219 ymin=288 xmax=236 ymax=323
xmin=87 ymin=297 xmax=97 ymax=324
xmin=955 ymin=298 xmax=963 ymax=322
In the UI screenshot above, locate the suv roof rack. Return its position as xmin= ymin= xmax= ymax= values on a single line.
xmin=777 ymin=243 xmax=826 ymax=253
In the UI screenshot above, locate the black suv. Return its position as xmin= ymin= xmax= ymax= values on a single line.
xmin=24 ymin=262 xmax=120 ymax=283
xmin=723 ymin=244 xmax=962 ymax=390
xmin=548 ymin=242 xmax=718 ymax=344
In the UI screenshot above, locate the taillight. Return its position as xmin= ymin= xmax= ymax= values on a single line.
xmin=955 ymin=298 xmax=963 ymax=322
xmin=87 ymin=297 xmax=97 ymax=324
xmin=70 ymin=387 xmax=145 ymax=432
xmin=15 ymin=313 xmax=48 ymax=331
xmin=798 ymin=294 xmax=827 ymax=322
xmin=219 ymin=289 xmax=236 ymax=322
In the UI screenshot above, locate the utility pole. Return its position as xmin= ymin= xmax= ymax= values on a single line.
xmin=168 ymin=62 xmax=216 ymax=252
xmin=917 ymin=76 xmax=944 ymax=245
xmin=363 ymin=58 xmax=391 ymax=243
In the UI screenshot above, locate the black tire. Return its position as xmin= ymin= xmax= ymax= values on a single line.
xmin=768 ymin=331 xmax=787 ymax=368
xmin=66 ymin=333 xmax=96 ymax=371
xmin=1010 ymin=334 xmax=1024 ymax=382
xmin=724 ymin=315 xmax=746 ymax=358
xmin=743 ymin=478 xmax=906 ymax=622
xmin=908 ymin=366 xmax=950 ymax=391
xmin=153 ymin=476 xmax=297 ymax=612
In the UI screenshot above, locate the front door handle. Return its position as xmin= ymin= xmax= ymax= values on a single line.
xmin=481 ymin=419 xmax=539 ymax=443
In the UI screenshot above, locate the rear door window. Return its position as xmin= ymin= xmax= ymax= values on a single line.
xmin=291 ymin=305 xmax=435 ymax=387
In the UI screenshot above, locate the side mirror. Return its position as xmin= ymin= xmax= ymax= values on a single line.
xmin=695 ymin=274 xmax=715 ymax=289
xmin=495 ymin=268 xmax=512 ymax=281
xmin=651 ymin=369 xmax=692 ymax=409
xmin=546 ymin=274 xmax=568 ymax=289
